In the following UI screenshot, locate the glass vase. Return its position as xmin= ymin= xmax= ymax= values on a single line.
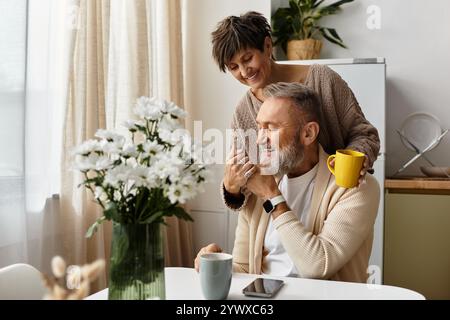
xmin=108 ymin=222 xmax=165 ymax=300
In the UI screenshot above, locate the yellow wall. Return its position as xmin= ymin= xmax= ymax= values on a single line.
xmin=384 ymin=192 xmax=450 ymax=299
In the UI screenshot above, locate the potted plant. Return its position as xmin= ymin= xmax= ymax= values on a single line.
xmin=272 ymin=0 xmax=354 ymax=60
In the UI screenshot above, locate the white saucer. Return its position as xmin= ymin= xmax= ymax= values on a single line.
xmin=400 ymin=112 xmax=442 ymax=152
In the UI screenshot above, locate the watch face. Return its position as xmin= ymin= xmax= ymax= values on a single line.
xmin=263 ymin=200 xmax=274 ymax=214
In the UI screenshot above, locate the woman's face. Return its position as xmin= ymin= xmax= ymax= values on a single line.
xmin=226 ymin=38 xmax=273 ymax=90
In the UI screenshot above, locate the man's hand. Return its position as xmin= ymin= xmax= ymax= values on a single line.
xmin=194 ymin=243 xmax=223 ymax=272
xmin=245 ymin=168 xmax=281 ymax=200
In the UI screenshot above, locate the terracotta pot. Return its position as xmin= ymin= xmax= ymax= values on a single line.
xmin=287 ymin=39 xmax=323 ymax=60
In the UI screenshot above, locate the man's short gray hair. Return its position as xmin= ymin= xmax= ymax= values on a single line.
xmin=263 ymin=82 xmax=324 ymax=126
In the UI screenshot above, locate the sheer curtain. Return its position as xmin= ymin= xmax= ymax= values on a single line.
xmin=0 ymin=0 xmax=28 ymax=269
xmin=0 ymin=0 xmax=75 ymax=274
xmin=0 ymin=0 xmax=193 ymax=287
xmin=60 ymin=0 xmax=194 ymax=290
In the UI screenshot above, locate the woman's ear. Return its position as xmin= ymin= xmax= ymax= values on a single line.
xmin=264 ymin=36 xmax=273 ymax=56
xmin=301 ymin=122 xmax=320 ymax=147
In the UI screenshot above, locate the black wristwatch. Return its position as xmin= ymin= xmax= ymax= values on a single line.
xmin=263 ymin=195 xmax=286 ymax=214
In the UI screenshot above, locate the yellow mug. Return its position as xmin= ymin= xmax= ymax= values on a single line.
xmin=327 ymin=149 xmax=365 ymax=188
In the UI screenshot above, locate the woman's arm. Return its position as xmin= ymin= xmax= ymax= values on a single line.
xmin=320 ymin=66 xmax=381 ymax=168
xmin=221 ymin=96 xmax=256 ymax=211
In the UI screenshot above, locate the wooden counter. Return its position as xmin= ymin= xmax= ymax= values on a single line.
xmin=385 ymin=177 xmax=450 ymax=195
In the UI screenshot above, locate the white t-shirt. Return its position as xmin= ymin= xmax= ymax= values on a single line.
xmin=262 ymin=164 xmax=318 ymax=277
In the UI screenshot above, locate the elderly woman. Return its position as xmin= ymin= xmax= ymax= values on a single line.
xmin=211 ymin=11 xmax=380 ymax=206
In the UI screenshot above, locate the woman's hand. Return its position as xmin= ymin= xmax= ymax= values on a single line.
xmin=223 ymin=147 xmax=256 ymax=195
xmin=194 ymin=243 xmax=223 ymax=272
xmin=328 ymin=155 xmax=370 ymax=185
xmin=358 ymin=156 xmax=370 ymax=185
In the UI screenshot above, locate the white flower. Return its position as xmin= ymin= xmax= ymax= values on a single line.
xmin=152 ymin=157 xmax=182 ymax=182
xmin=145 ymin=167 xmax=160 ymax=188
xmin=197 ymin=167 xmax=212 ymax=184
xmin=159 ymin=128 xmax=190 ymax=145
xmin=168 ymin=104 xmax=187 ymax=118
xmin=95 ymin=156 xmax=114 ymax=171
xmin=159 ymin=114 xmax=182 ymax=131
xmin=160 ymin=100 xmax=187 ymax=118
xmin=123 ymin=119 xmax=145 ymax=132
xmin=113 ymin=190 xmax=122 ymax=201
xmin=166 ymin=182 xmax=197 ymax=204
xmin=94 ymin=186 xmax=109 ymax=202
xmin=74 ymin=153 xmax=100 ymax=172
xmin=129 ymin=166 xmax=149 ymax=188
xmin=158 ymin=129 xmax=173 ymax=144
xmin=142 ymin=141 xmax=164 ymax=157
xmin=121 ymin=145 xmax=138 ymax=158
xmin=95 ymin=129 xmax=124 ymax=142
xmin=125 ymin=157 xmax=138 ymax=167
xmin=99 ymin=140 xmax=120 ymax=155
xmin=104 ymin=164 xmax=130 ymax=188
xmin=73 ymin=140 xmax=102 ymax=156
xmin=134 ymin=97 xmax=161 ymax=120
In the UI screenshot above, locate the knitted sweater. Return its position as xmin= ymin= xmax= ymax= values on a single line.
xmin=230 ymin=64 xmax=380 ymax=167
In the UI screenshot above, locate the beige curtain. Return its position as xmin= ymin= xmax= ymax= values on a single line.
xmin=60 ymin=0 xmax=193 ymax=291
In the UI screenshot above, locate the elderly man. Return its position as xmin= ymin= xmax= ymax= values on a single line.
xmin=196 ymin=82 xmax=380 ymax=282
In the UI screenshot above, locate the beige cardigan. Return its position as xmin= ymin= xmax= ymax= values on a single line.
xmin=230 ymin=146 xmax=380 ymax=283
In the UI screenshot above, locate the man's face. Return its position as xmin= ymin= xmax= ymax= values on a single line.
xmin=256 ymin=97 xmax=305 ymax=175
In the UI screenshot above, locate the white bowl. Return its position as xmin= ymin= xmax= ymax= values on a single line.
xmin=420 ymin=166 xmax=450 ymax=178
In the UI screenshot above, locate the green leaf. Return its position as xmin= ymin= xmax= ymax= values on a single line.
xmin=85 ymin=216 xmax=107 ymax=238
xmin=312 ymin=0 xmax=325 ymax=8
xmin=326 ymin=28 xmax=343 ymax=42
xmin=320 ymin=0 xmax=353 ymax=16
xmin=292 ymin=15 xmax=302 ymax=36
xmin=289 ymin=0 xmax=301 ymax=15
xmin=141 ymin=211 xmax=166 ymax=225
xmin=320 ymin=28 xmax=347 ymax=48
xmin=104 ymin=202 xmax=121 ymax=222
xmin=170 ymin=206 xmax=194 ymax=222
xmin=328 ymin=0 xmax=354 ymax=8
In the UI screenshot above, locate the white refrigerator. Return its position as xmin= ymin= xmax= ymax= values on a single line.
xmin=282 ymin=58 xmax=386 ymax=280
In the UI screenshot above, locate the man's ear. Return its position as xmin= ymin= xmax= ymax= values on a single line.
xmin=301 ymin=122 xmax=320 ymax=147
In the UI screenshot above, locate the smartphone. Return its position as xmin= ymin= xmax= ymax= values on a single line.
xmin=242 ymin=278 xmax=284 ymax=298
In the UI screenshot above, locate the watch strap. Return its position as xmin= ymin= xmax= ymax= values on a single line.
xmin=270 ymin=195 xmax=285 ymax=208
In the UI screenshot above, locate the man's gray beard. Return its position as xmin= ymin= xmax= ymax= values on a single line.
xmin=278 ymin=138 xmax=304 ymax=176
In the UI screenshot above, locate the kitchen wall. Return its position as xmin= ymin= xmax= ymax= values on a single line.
xmin=275 ymin=0 xmax=450 ymax=176
xmin=183 ymin=0 xmax=450 ymax=253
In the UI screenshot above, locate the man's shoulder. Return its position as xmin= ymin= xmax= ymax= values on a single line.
xmin=337 ymin=173 xmax=380 ymax=203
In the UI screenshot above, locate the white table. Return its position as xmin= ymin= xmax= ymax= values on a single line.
xmin=86 ymin=267 xmax=425 ymax=300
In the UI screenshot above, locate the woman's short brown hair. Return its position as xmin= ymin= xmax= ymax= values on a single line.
xmin=211 ymin=11 xmax=272 ymax=72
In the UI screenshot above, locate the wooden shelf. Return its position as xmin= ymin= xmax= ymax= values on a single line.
xmin=385 ymin=177 xmax=450 ymax=195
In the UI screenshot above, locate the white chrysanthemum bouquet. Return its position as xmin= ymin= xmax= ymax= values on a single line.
xmin=73 ymin=97 xmax=211 ymax=237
